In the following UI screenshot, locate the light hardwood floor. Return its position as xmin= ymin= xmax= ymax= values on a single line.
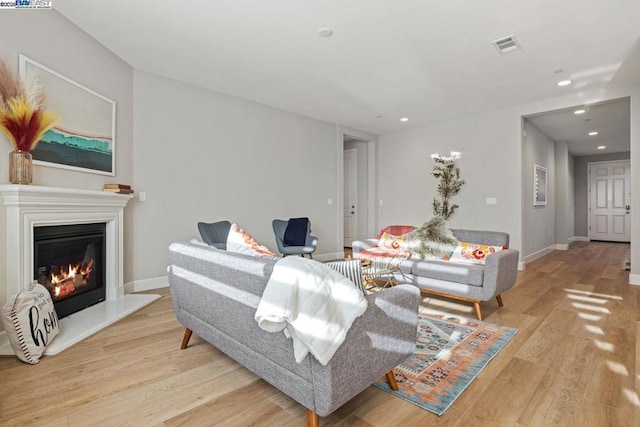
xmin=0 ymin=241 xmax=637 ymax=426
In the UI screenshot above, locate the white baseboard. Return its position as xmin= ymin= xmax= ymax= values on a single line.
xmin=555 ymin=244 xmax=569 ymax=251
xmin=125 ymin=276 xmax=169 ymax=293
xmin=518 ymin=261 xmax=526 ymax=271
xmin=523 ymin=245 xmax=556 ymax=265
xmin=569 ymin=236 xmax=589 ymax=242
xmin=630 ymin=274 xmax=640 ymax=286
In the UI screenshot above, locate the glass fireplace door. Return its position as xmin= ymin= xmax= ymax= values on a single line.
xmin=33 ymin=223 xmax=106 ymax=319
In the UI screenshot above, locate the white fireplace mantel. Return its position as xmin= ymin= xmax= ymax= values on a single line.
xmin=0 ymin=185 xmax=159 ymax=356
xmin=0 ymin=184 xmax=133 ymax=301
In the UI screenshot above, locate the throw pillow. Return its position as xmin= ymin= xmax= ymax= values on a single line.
xmin=378 ymin=232 xmax=406 ymax=250
xmin=403 ymin=216 xmax=458 ymax=259
xmin=377 ymin=225 xmax=415 ymax=239
xmin=1 ymin=281 xmax=61 ymax=364
xmin=449 ymin=242 xmax=504 ymax=265
xmin=325 ymin=259 xmax=366 ymax=296
xmin=226 ymin=223 xmax=277 ymax=257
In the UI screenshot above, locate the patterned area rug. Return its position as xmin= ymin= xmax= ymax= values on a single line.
xmin=374 ymin=307 xmax=518 ymax=416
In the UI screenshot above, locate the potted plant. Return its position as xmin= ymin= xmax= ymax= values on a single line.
xmin=0 ymin=58 xmax=57 ymax=184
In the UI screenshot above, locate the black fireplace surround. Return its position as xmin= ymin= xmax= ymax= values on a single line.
xmin=33 ymin=223 xmax=106 ymax=319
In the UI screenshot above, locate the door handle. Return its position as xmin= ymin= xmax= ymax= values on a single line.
xmin=625 ymin=205 xmax=631 ymax=210
xmin=351 ymin=211 xmax=355 ymax=214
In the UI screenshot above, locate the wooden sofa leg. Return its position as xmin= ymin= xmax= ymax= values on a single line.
xmin=180 ymin=328 xmax=193 ymax=349
xmin=385 ymin=371 xmax=399 ymax=391
xmin=473 ymin=302 xmax=483 ymax=321
xmin=496 ymin=295 xmax=504 ymax=307
xmin=306 ymin=409 xmax=320 ymax=427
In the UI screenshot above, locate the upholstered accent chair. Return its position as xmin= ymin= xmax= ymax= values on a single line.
xmin=272 ymin=218 xmax=318 ymax=258
xmin=197 ymin=220 xmax=232 ymax=249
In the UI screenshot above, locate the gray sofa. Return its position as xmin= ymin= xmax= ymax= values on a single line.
xmin=353 ymin=229 xmax=519 ymax=320
xmin=168 ymin=242 xmax=420 ymax=426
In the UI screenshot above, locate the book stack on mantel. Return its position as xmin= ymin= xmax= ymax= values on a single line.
xmin=103 ymin=184 xmax=134 ymax=194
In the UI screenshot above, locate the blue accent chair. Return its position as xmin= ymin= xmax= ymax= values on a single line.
xmin=197 ymin=220 xmax=232 ymax=250
xmin=272 ymin=218 xmax=318 ymax=258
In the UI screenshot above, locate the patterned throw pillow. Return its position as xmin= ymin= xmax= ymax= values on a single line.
xmin=325 ymin=259 xmax=366 ymax=296
xmin=226 ymin=223 xmax=277 ymax=257
xmin=449 ymin=242 xmax=504 ymax=265
xmin=379 ymin=232 xmax=406 ymax=250
xmin=1 ymin=282 xmax=61 ymax=364
xmin=377 ymin=225 xmax=415 ymax=239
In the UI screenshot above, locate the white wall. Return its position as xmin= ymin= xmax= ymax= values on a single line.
xmin=378 ymin=108 xmax=523 ymax=254
xmin=132 ymin=70 xmax=341 ymax=282
xmin=567 ymin=153 xmax=575 ymax=240
xmin=554 ymin=141 xmax=571 ymax=246
xmin=522 ymin=120 xmax=556 ymax=257
xmin=0 ymin=11 xmax=133 ymax=308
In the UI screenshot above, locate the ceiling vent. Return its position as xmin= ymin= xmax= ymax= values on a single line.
xmin=492 ymin=35 xmax=520 ymax=54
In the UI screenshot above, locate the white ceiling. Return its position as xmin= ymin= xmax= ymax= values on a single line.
xmin=53 ymin=0 xmax=640 ymax=136
xmin=527 ymin=98 xmax=630 ymax=157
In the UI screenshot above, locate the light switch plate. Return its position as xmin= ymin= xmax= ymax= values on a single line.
xmin=486 ymin=197 xmax=497 ymax=205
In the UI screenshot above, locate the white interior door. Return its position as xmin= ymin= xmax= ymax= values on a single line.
xmin=343 ymin=149 xmax=358 ymax=247
xmin=589 ymin=160 xmax=631 ymax=242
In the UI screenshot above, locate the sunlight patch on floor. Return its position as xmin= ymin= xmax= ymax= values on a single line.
xmin=623 ymin=389 xmax=640 ymax=407
xmin=606 ymin=360 xmax=629 ymax=376
xmin=584 ymin=324 xmax=604 ymax=335
xmin=577 ymin=312 xmax=602 ymax=321
xmin=593 ymin=339 xmax=615 ymax=352
xmin=571 ymin=302 xmax=610 ymax=314
xmin=566 ymin=294 xmax=608 ymax=304
xmin=422 ymin=297 xmax=474 ymax=316
xmin=563 ymin=288 xmax=623 ymax=300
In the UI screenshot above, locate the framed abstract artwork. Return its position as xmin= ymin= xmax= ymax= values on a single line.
xmin=533 ymin=164 xmax=547 ymax=206
xmin=19 ymin=55 xmax=116 ymax=175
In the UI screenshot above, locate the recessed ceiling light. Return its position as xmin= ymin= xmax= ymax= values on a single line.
xmin=589 ymin=131 xmax=598 ymax=136
xmin=557 ymin=80 xmax=572 ymax=87
xmin=317 ymin=27 xmax=333 ymax=38
xmin=574 ymin=109 xmax=586 ymax=114
xmin=597 ymin=146 xmax=606 ymax=150
xmin=400 ymin=117 xmax=409 ymax=122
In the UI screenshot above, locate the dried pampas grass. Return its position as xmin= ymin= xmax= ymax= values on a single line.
xmin=404 ymin=216 xmax=459 ymax=259
xmin=0 ymin=57 xmax=57 ymax=152
xmin=0 ymin=58 xmax=24 ymax=104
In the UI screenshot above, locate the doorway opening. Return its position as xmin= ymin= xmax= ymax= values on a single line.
xmin=521 ymin=97 xmax=631 ymax=265
xmin=340 ymin=131 xmax=376 ymax=251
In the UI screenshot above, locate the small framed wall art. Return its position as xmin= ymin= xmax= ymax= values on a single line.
xmin=19 ymin=55 xmax=116 ymax=176
xmin=533 ymin=164 xmax=547 ymax=206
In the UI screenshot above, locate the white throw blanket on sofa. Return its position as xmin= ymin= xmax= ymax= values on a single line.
xmin=255 ymin=256 xmax=367 ymax=365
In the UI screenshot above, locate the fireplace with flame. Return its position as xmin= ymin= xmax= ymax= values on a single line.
xmin=34 ymin=223 xmax=106 ymax=319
